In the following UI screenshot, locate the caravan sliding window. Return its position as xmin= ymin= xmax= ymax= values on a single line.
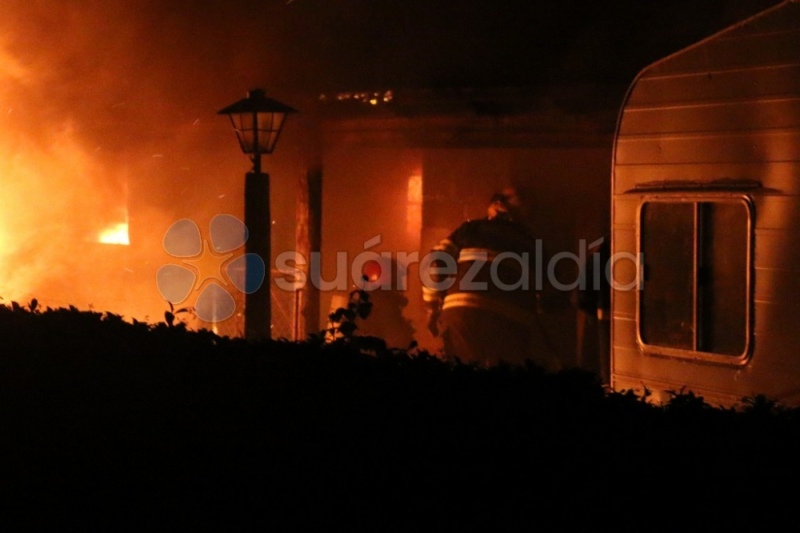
xmin=637 ymin=197 xmax=752 ymax=360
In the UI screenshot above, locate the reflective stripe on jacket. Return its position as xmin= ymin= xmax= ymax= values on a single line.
xmin=423 ymin=216 xmax=539 ymax=322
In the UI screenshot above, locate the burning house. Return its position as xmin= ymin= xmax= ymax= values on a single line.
xmin=302 ymin=85 xmax=617 ymax=365
xmin=0 ymin=0 xmax=781 ymax=371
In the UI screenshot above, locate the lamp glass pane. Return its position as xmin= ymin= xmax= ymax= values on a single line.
xmin=256 ymin=112 xmax=286 ymax=153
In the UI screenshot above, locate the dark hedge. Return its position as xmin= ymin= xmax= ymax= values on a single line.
xmin=0 ymin=303 xmax=796 ymax=531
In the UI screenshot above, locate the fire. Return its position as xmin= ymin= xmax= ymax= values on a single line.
xmin=98 ymin=223 xmax=130 ymax=246
xmin=0 ymin=4 xmax=255 ymax=334
xmin=0 ymin=36 xmax=151 ymax=319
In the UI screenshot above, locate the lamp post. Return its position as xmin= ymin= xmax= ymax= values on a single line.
xmin=218 ymin=88 xmax=297 ymax=340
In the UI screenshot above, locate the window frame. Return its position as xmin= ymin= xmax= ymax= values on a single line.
xmin=635 ymin=193 xmax=754 ymax=365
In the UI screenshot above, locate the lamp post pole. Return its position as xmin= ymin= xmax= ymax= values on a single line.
xmin=244 ymin=162 xmax=270 ymax=340
xmin=219 ymin=89 xmax=297 ymax=341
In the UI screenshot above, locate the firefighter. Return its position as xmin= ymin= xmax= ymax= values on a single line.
xmin=423 ymin=192 xmax=560 ymax=371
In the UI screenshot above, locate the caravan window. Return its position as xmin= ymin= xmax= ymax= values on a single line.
xmin=638 ymin=198 xmax=751 ymax=359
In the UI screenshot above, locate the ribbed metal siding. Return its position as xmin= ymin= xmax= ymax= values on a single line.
xmin=611 ymin=1 xmax=800 ymax=405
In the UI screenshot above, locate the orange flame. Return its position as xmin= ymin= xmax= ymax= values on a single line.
xmin=98 ymin=223 xmax=130 ymax=246
xmin=0 ymin=38 xmax=148 ymax=318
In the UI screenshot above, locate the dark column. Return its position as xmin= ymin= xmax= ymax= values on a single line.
xmin=245 ymin=171 xmax=271 ymax=340
xmin=296 ymin=167 xmax=322 ymax=339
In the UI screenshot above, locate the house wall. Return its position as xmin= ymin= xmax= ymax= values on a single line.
xmin=319 ymin=137 xmax=611 ymax=368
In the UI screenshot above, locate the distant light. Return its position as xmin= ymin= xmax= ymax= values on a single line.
xmin=98 ymin=223 xmax=130 ymax=245
xmin=320 ymin=90 xmax=394 ymax=107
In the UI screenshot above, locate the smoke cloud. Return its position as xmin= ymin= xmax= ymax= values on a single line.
xmin=0 ymin=0 xmax=780 ymax=328
xmin=0 ymin=0 xmax=289 ymax=323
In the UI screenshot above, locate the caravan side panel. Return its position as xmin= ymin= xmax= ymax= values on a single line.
xmin=611 ymin=1 xmax=800 ymax=407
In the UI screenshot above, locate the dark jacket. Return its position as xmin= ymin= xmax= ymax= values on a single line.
xmin=423 ymin=214 xmax=540 ymax=325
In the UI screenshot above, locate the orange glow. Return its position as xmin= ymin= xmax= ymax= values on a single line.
xmin=183 ymin=240 xmax=233 ymax=292
xmin=0 ymin=5 xmax=270 ymax=336
xmin=406 ymin=173 xmax=422 ymax=238
xmin=0 ymin=37 xmax=157 ymax=321
xmin=323 ymin=90 xmax=394 ymax=106
xmin=98 ymin=223 xmax=130 ymax=246
xmin=362 ymin=259 xmax=382 ymax=282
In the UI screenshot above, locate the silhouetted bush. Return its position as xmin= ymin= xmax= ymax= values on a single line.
xmin=0 ymin=302 xmax=797 ymax=531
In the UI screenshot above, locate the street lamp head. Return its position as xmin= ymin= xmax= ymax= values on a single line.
xmin=218 ymin=89 xmax=297 ymax=169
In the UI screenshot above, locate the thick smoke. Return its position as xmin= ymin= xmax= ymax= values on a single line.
xmin=0 ymin=1 xmax=295 ymax=324
xmin=0 ymin=0 xmax=781 ymax=328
